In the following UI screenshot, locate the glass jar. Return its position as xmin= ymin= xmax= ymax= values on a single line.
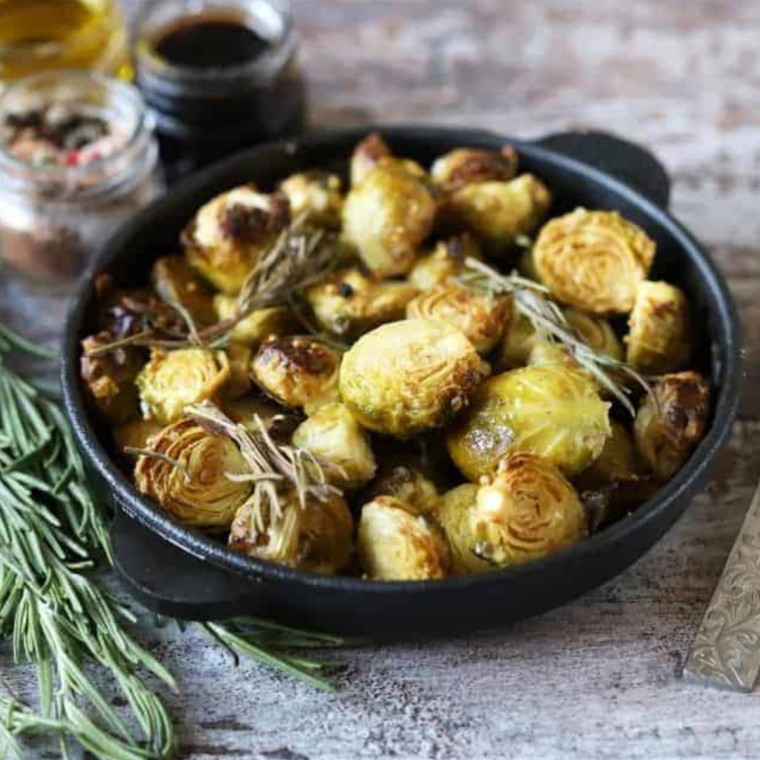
xmin=134 ymin=0 xmax=307 ymax=181
xmin=0 ymin=71 xmax=163 ymax=289
xmin=0 ymin=0 xmax=131 ymax=86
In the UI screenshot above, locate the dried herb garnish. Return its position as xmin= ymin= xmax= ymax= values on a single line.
xmin=461 ymin=257 xmax=651 ymax=415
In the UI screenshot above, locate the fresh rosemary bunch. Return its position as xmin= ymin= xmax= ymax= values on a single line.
xmin=0 ymin=323 xmax=340 ymax=760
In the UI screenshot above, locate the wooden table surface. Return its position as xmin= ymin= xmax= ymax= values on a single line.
xmin=2 ymin=1 xmax=760 ymax=758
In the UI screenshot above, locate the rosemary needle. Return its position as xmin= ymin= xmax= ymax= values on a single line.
xmin=0 ymin=323 xmax=341 ymax=760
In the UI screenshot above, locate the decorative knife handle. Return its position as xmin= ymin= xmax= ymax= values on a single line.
xmin=684 ymin=480 xmax=760 ymax=691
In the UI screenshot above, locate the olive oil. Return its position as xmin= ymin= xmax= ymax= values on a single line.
xmin=0 ymin=0 xmax=130 ymax=83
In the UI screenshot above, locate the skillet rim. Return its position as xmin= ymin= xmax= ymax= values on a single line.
xmin=60 ymin=125 xmax=742 ymax=594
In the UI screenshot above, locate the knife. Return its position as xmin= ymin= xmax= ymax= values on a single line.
xmin=684 ymin=478 xmax=760 ymax=691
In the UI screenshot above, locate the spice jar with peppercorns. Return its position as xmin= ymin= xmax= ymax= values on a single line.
xmin=0 ymin=71 xmax=163 ymax=289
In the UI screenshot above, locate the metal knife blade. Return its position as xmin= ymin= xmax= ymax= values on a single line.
xmin=684 ymin=479 xmax=760 ymax=691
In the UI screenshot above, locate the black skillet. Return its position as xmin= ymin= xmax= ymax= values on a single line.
xmin=60 ymin=127 xmax=742 ymax=638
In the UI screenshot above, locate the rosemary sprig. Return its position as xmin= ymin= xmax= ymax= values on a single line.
xmin=187 ymin=401 xmax=343 ymax=535
xmin=0 ymin=325 xmax=342 ymax=759
xmin=462 ymin=257 xmax=650 ymax=415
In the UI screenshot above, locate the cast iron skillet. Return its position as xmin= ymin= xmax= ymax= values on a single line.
xmin=61 ymin=127 xmax=741 ymax=638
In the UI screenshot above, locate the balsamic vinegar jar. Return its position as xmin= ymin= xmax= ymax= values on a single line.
xmin=133 ymin=0 xmax=307 ymax=181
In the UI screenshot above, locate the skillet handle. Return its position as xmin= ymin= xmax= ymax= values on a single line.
xmin=535 ymin=130 xmax=671 ymax=209
xmin=110 ymin=508 xmax=262 ymax=621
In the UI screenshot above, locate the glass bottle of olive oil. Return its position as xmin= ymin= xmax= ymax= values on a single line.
xmin=0 ymin=0 xmax=130 ymax=85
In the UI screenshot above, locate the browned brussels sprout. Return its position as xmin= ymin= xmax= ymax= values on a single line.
xmin=431 ymin=145 xmax=519 ymax=193
xmin=279 ymin=170 xmax=343 ymax=228
xmin=634 ymin=371 xmax=710 ymax=481
xmin=229 ymin=490 xmax=354 ymax=574
xmin=361 ymin=461 xmax=441 ymax=516
xmin=213 ymin=295 xmax=300 ymax=348
xmin=533 ymin=209 xmax=655 ymax=315
xmin=625 ymin=280 xmax=692 ymax=374
xmin=135 ymin=418 xmax=252 ymax=530
xmin=136 ymin=348 xmax=230 ymax=425
xmin=183 ymin=186 xmax=290 ymax=294
xmin=340 ymin=319 xmax=487 ymax=438
xmin=350 ymin=132 xmax=392 ymax=187
xmin=446 ymin=365 xmax=611 ymax=481
xmin=251 ymin=336 xmax=341 ymax=413
xmin=357 ymin=496 xmax=450 ymax=580
xmin=471 ymin=453 xmax=588 ymax=566
xmin=409 ymin=233 xmax=482 ymax=291
xmin=305 ymin=267 xmax=419 ymax=340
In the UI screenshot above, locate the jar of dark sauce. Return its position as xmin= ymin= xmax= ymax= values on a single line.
xmin=133 ymin=0 xmax=306 ymax=181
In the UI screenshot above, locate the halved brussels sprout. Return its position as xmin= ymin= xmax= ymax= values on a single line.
xmin=340 ymin=319 xmax=487 ymax=438
xmin=409 ymin=233 xmax=482 ymax=291
xmin=113 ymin=418 xmax=163 ymax=454
xmin=279 ymin=170 xmax=343 ymax=228
xmin=361 ymin=461 xmax=440 ymax=515
xmin=533 ymin=209 xmax=655 ymax=315
xmin=406 ymin=284 xmax=510 ymax=355
xmin=431 ymin=484 xmax=492 ymax=574
xmin=626 ymin=280 xmax=692 ymax=374
xmin=305 ymin=267 xmax=419 ymax=340
xmin=183 ymin=186 xmax=290 ymax=294
xmin=229 ymin=489 xmax=354 ymax=574
xmin=135 ymin=418 xmax=252 ymax=530
xmin=252 ymin=336 xmax=341 ymax=412
xmin=150 ymin=255 xmax=216 ymax=326
xmin=213 ymin=295 xmax=300 ymax=348
xmin=431 ymin=146 xmax=519 ymax=193
xmin=444 ymin=174 xmax=551 ymax=256
xmin=350 ymin=132 xmax=392 ymax=187
xmin=292 ymin=403 xmax=377 ymax=491
xmin=565 ymin=308 xmax=624 ymax=361
xmin=446 ymin=365 xmax=611 ymax=480
xmin=497 ymin=303 xmax=542 ymax=370
xmin=342 ymin=160 xmax=436 ymax=277
xmin=634 ymin=371 xmax=710 ymax=481
xmin=471 ymin=453 xmax=587 ymax=566
xmin=357 ymin=496 xmax=450 ymax=580
xmin=80 ymin=332 xmax=144 ymax=423
xmin=136 ymin=348 xmax=230 ymax=425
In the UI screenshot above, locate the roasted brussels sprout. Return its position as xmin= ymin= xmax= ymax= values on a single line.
xmin=279 ymin=170 xmax=343 ymax=228
xmin=229 ymin=490 xmax=353 ymax=574
xmin=471 ymin=453 xmax=587 ymax=566
xmin=431 ymin=146 xmax=518 ymax=193
xmin=446 ymin=365 xmax=611 ymax=480
xmin=113 ymin=418 xmax=163 ymax=454
xmin=444 ymin=174 xmax=551 ymax=256
xmin=357 ymin=496 xmax=450 ymax=580
xmin=565 ymin=308 xmax=624 ymax=361
xmin=575 ymin=420 xmax=639 ymax=492
xmin=408 ymin=234 xmax=482 ymax=291
xmin=80 ymin=332 xmax=144 ymax=423
xmin=342 ymin=160 xmax=436 ymax=277
xmin=361 ymin=461 xmax=440 ymax=515
xmin=150 ymin=255 xmax=217 ymax=325
xmin=340 ymin=319 xmax=486 ymax=438
xmin=136 ymin=348 xmax=230 ymax=425
xmin=406 ymin=284 xmax=509 ymax=355
xmin=533 ymin=209 xmax=655 ymax=315
xmin=350 ymin=132 xmax=392 ymax=187
xmin=135 ymin=418 xmax=252 ymax=530
xmin=634 ymin=371 xmax=710 ymax=481
xmin=305 ymin=267 xmax=419 ymax=340
xmin=213 ymin=295 xmax=299 ymax=348
xmin=431 ymin=484 xmax=492 ymax=574
xmin=183 ymin=186 xmax=290 ymax=294
xmin=626 ymin=280 xmax=692 ymax=374
xmin=291 ymin=403 xmax=377 ymax=490
xmin=252 ymin=336 xmax=341 ymax=412
xmin=497 ymin=303 xmax=542 ymax=370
